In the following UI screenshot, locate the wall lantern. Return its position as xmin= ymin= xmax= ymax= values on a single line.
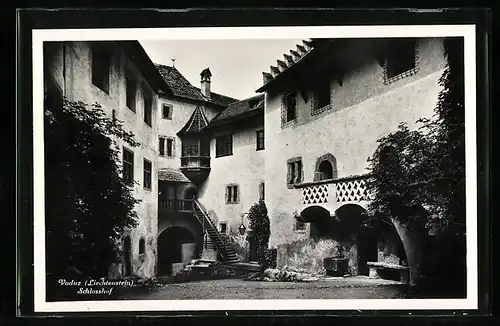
xmin=239 ymin=213 xmax=248 ymax=236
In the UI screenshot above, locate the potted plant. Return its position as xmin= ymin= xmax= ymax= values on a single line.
xmin=323 ymin=244 xmax=349 ymax=277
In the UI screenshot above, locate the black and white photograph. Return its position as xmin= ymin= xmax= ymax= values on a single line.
xmin=33 ymin=23 xmax=478 ymax=312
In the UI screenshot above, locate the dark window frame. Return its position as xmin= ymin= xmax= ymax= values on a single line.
xmin=143 ymin=158 xmax=152 ymax=190
xmin=226 ymin=184 xmax=239 ymax=204
xmin=143 ymin=90 xmax=153 ymax=127
xmin=256 ymin=129 xmax=265 ymax=151
xmin=386 ymin=39 xmax=417 ymax=79
xmin=259 ymin=182 xmax=265 ymax=201
xmin=91 ymin=44 xmax=111 ymax=95
xmin=219 ymin=221 xmax=228 ymax=234
xmin=166 ymin=138 xmax=174 ymax=157
xmin=287 ymin=157 xmax=303 ymax=188
xmin=125 ymin=74 xmax=136 ymax=113
xmin=162 ymin=103 xmax=173 ymax=120
xmin=216 ymin=134 xmax=233 ymax=158
xmin=139 ymin=238 xmax=146 ymax=255
xmin=283 ymin=91 xmax=297 ymax=124
xmin=122 ymin=148 xmax=134 ymax=185
xmin=159 ymin=137 xmax=165 ymax=156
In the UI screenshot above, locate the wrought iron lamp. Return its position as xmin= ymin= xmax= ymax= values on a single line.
xmin=239 ymin=213 xmax=248 ymax=235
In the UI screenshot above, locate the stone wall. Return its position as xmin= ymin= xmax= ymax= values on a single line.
xmin=264 ymin=38 xmax=446 ymax=259
xmin=45 ymin=41 xmax=159 ymax=279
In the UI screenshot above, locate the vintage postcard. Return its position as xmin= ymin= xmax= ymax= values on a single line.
xmin=33 ymin=24 xmax=477 ymax=312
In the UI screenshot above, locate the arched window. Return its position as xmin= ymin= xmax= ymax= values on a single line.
xmin=314 ymin=153 xmax=338 ymax=182
xmin=318 ymin=161 xmax=334 ymax=180
xmin=139 ymin=238 xmax=145 ymax=255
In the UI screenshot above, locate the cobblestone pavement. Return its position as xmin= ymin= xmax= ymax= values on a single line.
xmin=116 ymin=276 xmax=410 ymax=300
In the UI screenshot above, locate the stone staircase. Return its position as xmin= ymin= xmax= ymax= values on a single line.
xmin=193 ymin=200 xmax=240 ymax=265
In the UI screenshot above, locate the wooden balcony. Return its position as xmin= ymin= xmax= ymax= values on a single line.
xmin=159 ymin=199 xmax=194 ymax=213
xmin=180 ymin=156 xmax=211 ymax=185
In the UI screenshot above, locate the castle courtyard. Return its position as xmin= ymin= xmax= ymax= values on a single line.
xmin=112 ymin=277 xmax=410 ymax=300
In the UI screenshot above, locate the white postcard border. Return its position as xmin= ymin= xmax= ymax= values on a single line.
xmin=32 ymin=24 xmax=477 ymax=312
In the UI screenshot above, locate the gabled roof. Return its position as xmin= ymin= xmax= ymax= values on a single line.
xmin=207 ymin=94 xmax=264 ymax=129
xmin=177 ymin=106 xmax=210 ymax=135
xmin=155 ymin=64 xmax=239 ymax=107
xmin=158 ymin=168 xmax=191 ymax=183
xmin=155 ymin=64 xmax=206 ymax=102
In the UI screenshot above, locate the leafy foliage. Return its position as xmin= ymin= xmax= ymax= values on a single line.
xmin=246 ymin=200 xmax=271 ymax=270
xmin=365 ymin=38 xmax=465 ymax=234
xmin=45 ymin=98 xmax=141 ymax=277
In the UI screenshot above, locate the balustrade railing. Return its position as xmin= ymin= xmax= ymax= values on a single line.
xmin=180 ymin=156 xmax=211 ymax=168
xmin=296 ymin=174 xmax=370 ymax=205
xmin=158 ymin=199 xmax=194 ymax=212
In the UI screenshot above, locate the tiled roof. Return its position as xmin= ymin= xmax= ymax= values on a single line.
xmin=155 ymin=64 xmax=239 ymax=107
xmin=194 ymin=87 xmax=239 ymax=107
xmin=207 ymin=94 xmax=264 ymax=128
xmin=155 ymin=64 xmax=206 ymax=102
xmin=178 ymin=106 xmax=210 ymax=135
xmin=158 ymin=168 xmax=191 ymax=183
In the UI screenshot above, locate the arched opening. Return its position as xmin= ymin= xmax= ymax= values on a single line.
xmin=314 ymin=153 xmax=338 ymax=182
xmin=157 ymin=226 xmax=197 ymax=275
xmin=318 ymin=161 xmax=334 ymax=180
xmin=184 ymin=184 xmax=198 ymax=200
xmin=123 ymin=236 xmax=132 ymax=277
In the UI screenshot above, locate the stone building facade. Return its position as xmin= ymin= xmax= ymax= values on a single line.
xmin=256 ymin=37 xmax=447 ymax=283
xmin=44 ymin=37 xmax=449 ymax=284
xmin=43 ymin=41 xmax=171 ymax=279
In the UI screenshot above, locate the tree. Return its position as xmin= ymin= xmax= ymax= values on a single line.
xmin=246 ymin=200 xmax=271 ymax=271
xmin=45 ymin=98 xmax=141 ymax=278
xmin=366 ymin=37 xmax=465 ymax=234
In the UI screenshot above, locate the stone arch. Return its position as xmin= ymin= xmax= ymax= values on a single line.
xmin=181 ymin=182 xmax=199 ymax=200
xmin=157 ymin=226 xmax=198 ymax=275
xmin=313 ymin=153 xmax=338 ymax=181
xmin=138 ymin=237 xmax=145 ymax=255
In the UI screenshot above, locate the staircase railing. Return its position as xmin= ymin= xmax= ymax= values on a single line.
xmin=193 ymin=199 xmax=229 ymax=261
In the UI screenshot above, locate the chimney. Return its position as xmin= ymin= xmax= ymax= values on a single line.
xmin=200 ymin=68 xmax=212 ymax=98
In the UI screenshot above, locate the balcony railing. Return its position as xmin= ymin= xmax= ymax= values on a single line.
xmin=180 ymin=156 xmax=211 ymax=169
xmin=159 ymin=199 xmax=194 ymax=212
xmin=295 ymin=174 xmax=370 ymax=205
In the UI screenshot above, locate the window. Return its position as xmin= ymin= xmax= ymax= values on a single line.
xmin=256 ymin=129 xmax=265 ymax=151
xmin=312 ymin=81 xmax=331 ymax=114
xmin=162 ymin=104 xmax=172 ymax=119
xmin=216 ymin=134 xmax=233 ymax=157
xmin=122 ymin=148 xmax=134 ymax=185
xmin=112 ymin=109 xmax=116 ymax=124
xmin=139 ymin=238 xmax=145 ymax=255
xmin=143 ymin=159 xmax=152 ymax=190
xmin=125 ymin=75 xmax=136 ymax=112
xmin=166 ymin=138 xmax=173 ymax=157
xmin=91 ymin=44 xmax=110 ymax=94
xmin=226 ymin=185 xmax=238 ymax=204
xmin=259 ymin=182 xmax=265 ymax=201
xmin=386 ymin=39 xmax=416 ymax=79
xmin=159 ymin=137 xmax=165 ymax=156
xmin=219 ymin=222 xmax=228 ymax=234
xmin=295 ymin=219 xmax=306 ymax=231
xmin=283 ymin=91 xmax=297 ymax=124
xmin=287 ymin=158 xmax=303 ymax=187
xmin=318 ymin=161 xmax=334 ymax=180
xmin=182 ymin=138 xmax=199 ymax=157
xmin=143 ymin=92 xmax=152 ymax=127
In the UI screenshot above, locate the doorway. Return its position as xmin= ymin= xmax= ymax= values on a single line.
xmin=123 ymin=236 xmax=132 ymax=277
xmin=356 ymin=226 xmax=378 ymax=276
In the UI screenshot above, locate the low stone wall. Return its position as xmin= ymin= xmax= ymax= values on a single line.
xmin=277 ymin=238 xmax=358 ymax=275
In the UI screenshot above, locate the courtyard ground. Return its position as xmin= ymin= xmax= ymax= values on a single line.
xmin=111 ymin=276 xmax=410 ymax=300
